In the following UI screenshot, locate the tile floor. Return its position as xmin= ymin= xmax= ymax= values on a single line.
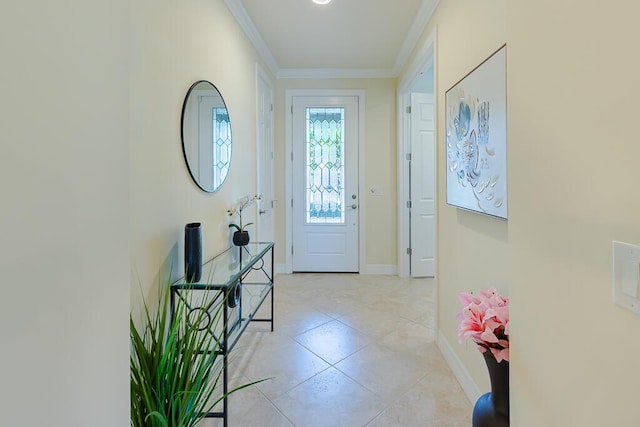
xmin=203 ymin=273 xmax=471 ymax=427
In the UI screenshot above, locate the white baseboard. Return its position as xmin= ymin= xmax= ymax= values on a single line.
xmin=274 ymin=264 xmax=397 ymax=275
xmin=437 ymin=331 xmax=480 ymax=403
xmin=361 ymin=264 xmax=397 ymax=275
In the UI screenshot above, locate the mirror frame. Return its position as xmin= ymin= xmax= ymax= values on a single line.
xmin=180 ymin=80 xmax=233 ymax=193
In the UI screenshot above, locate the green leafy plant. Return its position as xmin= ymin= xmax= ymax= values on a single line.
xmin=227 ymin=194 xmax=261 ymax=232
xmin=130 ymin=283 xmax=262 ymax=427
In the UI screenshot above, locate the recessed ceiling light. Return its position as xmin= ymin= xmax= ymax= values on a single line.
xmin=312 ymin=0 xmax=331 ymax=5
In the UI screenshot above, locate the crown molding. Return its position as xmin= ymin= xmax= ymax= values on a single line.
xmin=391 ymin=0 xmax=440 ymax=76
xmin=225 ymin=0 xmax=439 ymax=79
xmin=224 ymin=0 xmax=279 ymax=75
xmin=277 ymin=67 xmax=396 ymax=79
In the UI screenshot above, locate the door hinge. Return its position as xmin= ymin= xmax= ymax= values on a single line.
xmin=406 ymin=153 xmax=411 ymax=161
xmin=406 ymin=201 xmax=412 ymax=209
xmin=271 ymin=200 xmax=274 ymax=208
xmin=290 ymin=152 xmax=293 ymax=161
xmin=406 ymin=247 xmax=412 ymax=255
xmin=270 ymin=103 xmax=273 ymax=112
xmin=291 ymin=199 xmax=293 ymax=208
xmin=291 ymin=105 xmax=293 ymax=114
xmin=291 ymin=246 xmax=294 ymax=255
xmin=406 ymin=106 xmax=412 ymax=114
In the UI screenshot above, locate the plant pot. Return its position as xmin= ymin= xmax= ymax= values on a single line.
xmin=184 ymin=222 xmax=202 ymax=282
xmin=472 ymin=352 xmax=510 ymax=427
xmin=233 ymin=230 xmax=250 ymax=246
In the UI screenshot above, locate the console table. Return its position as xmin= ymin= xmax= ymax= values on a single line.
xmin=170 ymin=242 xmax=274 ymax=427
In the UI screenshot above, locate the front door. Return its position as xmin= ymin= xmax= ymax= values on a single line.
xmin=291 ymin=96 xmax=359 ymax=272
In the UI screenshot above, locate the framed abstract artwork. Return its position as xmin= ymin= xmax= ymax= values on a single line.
xmin=445 ymin=45 xmax=507 ymax=219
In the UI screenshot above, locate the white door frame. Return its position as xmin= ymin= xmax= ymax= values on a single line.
xmin=285 ymin=89 xmax=366 ymax=274
xmin=397 ymin=28 xmax=437 ymax=278
xmin=256 ymin=64 xmax=275 ymax=243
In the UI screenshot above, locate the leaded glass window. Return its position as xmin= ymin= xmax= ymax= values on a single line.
xmin=305 ymin=107 xmax=345 ymax=224
xmin=212 ymin=108 xmax=231 ymax=190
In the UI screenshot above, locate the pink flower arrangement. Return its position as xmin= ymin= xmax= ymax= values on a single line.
xmin=458 ymin=288 xmax=509 ymax=363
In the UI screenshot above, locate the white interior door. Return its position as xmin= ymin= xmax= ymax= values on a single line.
xmin=410 ymin=92 xmax=436 ymax=277
xmin=291 ymin=96 xmax=359 ymax=272
xmin=256 ymin=70 xmax=274 ymax=243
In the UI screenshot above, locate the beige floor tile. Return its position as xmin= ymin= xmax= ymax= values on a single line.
xmin=335 ymin=343 xmax=427 ymax=404
xmin=378 ymin=319 xmax=437 ymax=355
xmin=337 ymin=303 xmax=410 ymax=339
xmin=294 ymin=319 xmax=372 ymax=364
xmin=234 ymin=331 xmax=331 ymax=400
xmin=272 ymin=367 xmax=386 ymax=427
xmin=210 ymin=273 xmax=472 ymax=426
xmin=272 ymin=301 xmax=334 ymax=337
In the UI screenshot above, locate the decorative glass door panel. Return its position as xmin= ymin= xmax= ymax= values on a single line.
xmin=212 ymin=108 xmax=231 ymax=190
xmin=306 ymin=107 xmax=345 ymax=224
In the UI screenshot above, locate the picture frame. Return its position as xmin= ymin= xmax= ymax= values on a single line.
xmin=445 ymin=45 xmax=507 ymax=219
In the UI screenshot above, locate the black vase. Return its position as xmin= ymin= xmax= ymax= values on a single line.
xmin=232 ymin=230 xmax=250 ymax=246
xmin=472 ymin=352 xmax=510 ymax=427
xmin=184 ymin=222 xmax=202 ymax=283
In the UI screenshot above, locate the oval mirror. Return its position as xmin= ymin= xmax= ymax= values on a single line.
xmin=181 ymin=80 xmax=232 ymax=192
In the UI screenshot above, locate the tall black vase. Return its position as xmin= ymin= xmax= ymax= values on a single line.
xmin=184 ymin=222 xmax=202 ymax=283
xmin=472 ymin=352 xmax=510 ymax=427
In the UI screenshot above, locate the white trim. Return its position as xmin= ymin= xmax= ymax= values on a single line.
xmin=397 ymin=92 xmax=411 ymax=278
xmin=392 ymin=0 xmax=440 ymax=76
xmin=437 ymin=331 xmax=479 ymax=404
xmin=396 ymin=27 xmax=438 ymax=278
xmin=285 ymin=89 xmax=366 ymax=274
xmin=255 ymin=63 xmax=275 ymax=244
xmin=223 ymin=0 xmax=279 ymax=75
xmin=275 ymin=264 xmax=288 ymax=275
xmin=398 ymin=29 xmax=437 ymax=94
xmin=225 ymin=0 xmax=439 ymax=79
xmin=277 ymin=68 xmax=395 ymax=79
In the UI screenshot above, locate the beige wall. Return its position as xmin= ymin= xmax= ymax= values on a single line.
xmin=130 ymin=0 xmax=272 ymax=304
xmin=0 ymin=1 xmax=130 ymax=425
xmin=408 ymin=0 xmax=640 ymax=425
xmin=2 ymin=0 xmax=271 ymax=424
xmin=509 ymin=0 xmax=640 ymax=424
xmin=404 ymin=0 xmax=509 ymax=394
xmin=274 ymin=78 xmax=398 ymax=269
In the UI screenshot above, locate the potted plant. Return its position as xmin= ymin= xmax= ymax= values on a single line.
xmin=130 ymin=283 xmax=261 ymax=427
xmin=458 ymin=287 xmax=510 ymax=427
xmin=227 ymin=194 xmax=261 ymax=246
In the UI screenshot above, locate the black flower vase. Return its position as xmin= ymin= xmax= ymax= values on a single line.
xmin=233 ymin=230 xmax=250 ymax=246
xmin=472 ymin=352 xmax=510 ymax=427
xmin=184 ymin=222 xmax=202 ymax=283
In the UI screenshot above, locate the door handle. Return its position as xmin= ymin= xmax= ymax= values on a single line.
xmin=259 ymin=209 xmax=267 ymax=215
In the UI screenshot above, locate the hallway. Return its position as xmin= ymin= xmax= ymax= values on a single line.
xmin=207 ymin=273 xmax=471 ymax=426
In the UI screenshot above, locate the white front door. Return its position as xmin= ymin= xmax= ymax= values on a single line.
xmin=256 ymin=69 xmax=274 ymax=243
xmin=410 ymin=92 xmax=436 ymax=277
xmin=291 ymin=96 xmax=359 ymax=272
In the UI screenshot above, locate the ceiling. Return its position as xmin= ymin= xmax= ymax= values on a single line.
xmin=224 ymin=0 xmax=439 ymax=78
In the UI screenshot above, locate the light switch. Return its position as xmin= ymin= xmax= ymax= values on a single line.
xmin=613 ymin=241 xmax=640 ymax=316
xmin=621 ymin=261 xmax=640 ymax=298
xmin=369 ymin=186 xmax=383 ymax=196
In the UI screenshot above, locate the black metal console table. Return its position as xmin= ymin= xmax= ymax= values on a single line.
xmin=170 ymin=242 xmax=274 ymax=427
